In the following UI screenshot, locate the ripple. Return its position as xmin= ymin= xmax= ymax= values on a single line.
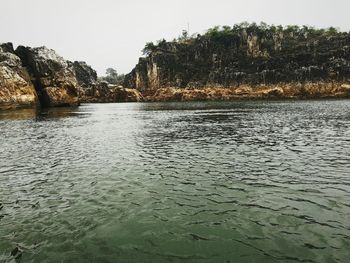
xmin=1 ymin=100 xmax=350 ymax=262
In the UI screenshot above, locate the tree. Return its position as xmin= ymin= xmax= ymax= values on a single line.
xmin=222 ymin=26 xmax=232 ymax=33
xmin=103 ymin=68 xmax=124 ymax=84
xmin=178 ymin=30 xmax=189 ymax=41
xmin=327 ymin=27 xmax=339 ymax=35
xmin=106 ymin=68 xmax=117 ymax=77
xmin=142 ymin=42 xmax=156 ymax=55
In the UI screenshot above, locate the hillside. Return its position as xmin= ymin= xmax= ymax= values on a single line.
xmin=124 ymin=23 xmax=350 ymax=100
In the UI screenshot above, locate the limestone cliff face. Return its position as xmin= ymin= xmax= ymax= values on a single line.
xmin=125 ymin=24 xmax=350 ymax=95
xmin=16 ymin=46 xmax=79 ymax=107
xmin=0 ymin=43 xmax=38 ymax=110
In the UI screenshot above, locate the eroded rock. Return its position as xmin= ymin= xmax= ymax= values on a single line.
xmin=125 ymin=24 xmax=350 ymax=97
xmin=81 ymin=83 xmax=143 ymax=103
xmin=72 ymin=62 xmax=143 ymax=103
xmin=146 ymin=83 xmax=350 ymax=102
xmin=15 ymin=46 xmax=79 ymax=107
xmin=0 ymin=43 xmax=38 ymax=110
xmin=72 ymin=61 xmax=98 ymax=89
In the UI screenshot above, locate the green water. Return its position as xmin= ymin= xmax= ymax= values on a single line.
xmin=0 ymin=100 xmax=350 ymax=263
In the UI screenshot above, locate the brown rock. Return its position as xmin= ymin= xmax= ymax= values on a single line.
xmin=0 ymin=43 xmax=38 ymax=110
xmin=146 ymin=83 xmax=350 ymax=102
xmin=15 ymin=46 xmax=79 ymax=107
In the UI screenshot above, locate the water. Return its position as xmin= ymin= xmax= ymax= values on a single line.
xmin=0 ymin=100 xmax=350 ymax=263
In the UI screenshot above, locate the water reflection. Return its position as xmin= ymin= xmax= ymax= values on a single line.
xmin=39 ymin=106 xmax=82 ymax=119
xmin=0 ymin=108 xmax=39 ymax=120
xmin=0 ymin=106 xmax=86 ymax=121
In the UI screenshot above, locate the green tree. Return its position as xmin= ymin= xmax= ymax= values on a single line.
xmin=106 ymin=68 xmax=117 ymax=77
xmin=327 ymin=27 xmax=339 ymax=35
xmin=142 ymin=42 xmax=156 ymax=55
xmin=104 ymin=68 xmax=119 ymax=84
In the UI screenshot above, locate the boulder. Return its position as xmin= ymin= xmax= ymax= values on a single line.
xmin=113 ymin=87 xmax=143 ymax=102
xmin=15 ymin=46 xmax=79 ymax=107
xmin=0 ymin=43 xmax=38 ymax=110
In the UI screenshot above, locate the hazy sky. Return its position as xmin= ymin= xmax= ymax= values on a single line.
xmin=1 ymin=0 xmax=349 ymax=75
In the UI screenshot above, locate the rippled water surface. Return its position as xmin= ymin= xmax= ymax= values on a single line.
xmin=1 ymin=100 xmax=350 ymax=263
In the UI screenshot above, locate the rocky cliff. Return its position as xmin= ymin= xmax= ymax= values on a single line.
xmin=0 ymin=43 xmax=80 ymax=110
xmin=16 ymin=46 xmax=80 ymax=107
xmin=0 ymin=43 xmax=38 ymax=110
xmin=124 ymin=23 xmax=350 ymax=100
xmin=0 ymin=43 xmax=141 ymax=110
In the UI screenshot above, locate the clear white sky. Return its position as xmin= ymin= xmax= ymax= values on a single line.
xmin=1 ymin=0 xmax=349 ymax=75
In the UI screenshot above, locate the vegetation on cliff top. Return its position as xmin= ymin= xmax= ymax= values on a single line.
xmin=125 ymin=22 xmax=350 ymax=91
xmin=142 ymin=22 xmax=343 ymax=55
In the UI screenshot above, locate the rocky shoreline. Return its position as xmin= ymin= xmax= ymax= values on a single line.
xmin=1 ymin=24 xmax=350 ymax=111
xmin=0 ymin=43 xmax=141 ymax=111
xmin=145 ymin=83 xmax=350 ymax=102
xmin=0 ymin=43 xmax=38 ymax=110
xmin=124 ymin=24 xmax=350 ymax=102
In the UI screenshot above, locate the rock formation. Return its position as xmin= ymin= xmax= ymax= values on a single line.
xmin=148 ymin=83 xmax=350 ymax=102
xmin=124 ymin=23 xmax=350 ymax=100
xmin=0 ymin=43 xmax=81 ymax=110
xmin=2 ymin=24 xmax=350 ymax=110
xmin=16 ymin=46 xmax=79 ymax=107
xmin=72 ymin=61 xmax=143 ymax=103
xmin=72 ymin=61 xmax=98 ymax=89
xmin=0 ymin=43 xmax=142 ymax=110
xmin=0 ymin=43 xmax=38 ymax=110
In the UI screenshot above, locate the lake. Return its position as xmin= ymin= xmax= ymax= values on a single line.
xmin=1 ymin=100 xmax=350 ymax=263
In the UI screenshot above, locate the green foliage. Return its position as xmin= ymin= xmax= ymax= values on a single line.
xmin=142 ymin=42 xmax=156 ymax=55
xmin=327 ymin=27 xmax=339 ymax=35
xmin=206 ymin=26 xmax=221 ymax=38
xmin=106 ymin=68 xmax=117 ymax=77
xmin=102 ymin=68 xmax=124 ymax=85
xmin=259 ymin=22 xmax=268 ymax=30
xmin=139 ymin=22 xmax=344 ymax=56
